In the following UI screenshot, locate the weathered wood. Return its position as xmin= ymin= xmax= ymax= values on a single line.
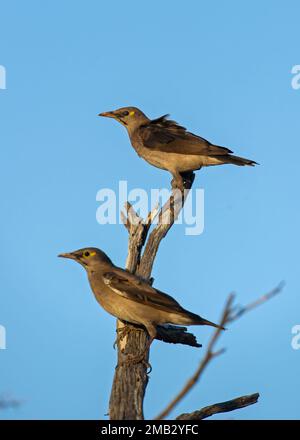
xmin=109 ymin=174 xmax=196 ymax=420
xmin=138 ymin=173 xmax=195 ymax=279
xmin=176 ymin=393 xmax=260 ymax=420
xmin=156 ymin=325 xmax=201 ymax=347
xmin=107 ymin=171 xmax=282 ymax=420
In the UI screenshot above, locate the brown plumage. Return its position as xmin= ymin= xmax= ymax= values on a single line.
xmin=99 ymin=107 xmax=257 ymax=188
xmin=59 ymin=247 xmax=224 ymax=352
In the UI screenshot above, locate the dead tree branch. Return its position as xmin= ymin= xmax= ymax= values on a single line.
xmin=176 ymin=393 xmax=259 ymax=420
xmin=156 ymin=324 xmax=201 ymax=348
xmin=155 ymin=283 xmax=283 ymax=420
xmin=109 ymin=173 xmax=197 ymax=420
xmin=228 ymin=282 xmax=285 ymax=322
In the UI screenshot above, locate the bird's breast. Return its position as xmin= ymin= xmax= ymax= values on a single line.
xmin=131 ymin=142 xmax=209 ymax=173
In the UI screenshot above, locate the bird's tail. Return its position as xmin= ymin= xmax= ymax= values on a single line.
xmin=219 ymin=154 xmax=258 ymax=167
xmin=195 ymin=317 xmax=225 ymax=330
xmin=180 ymin=310 xmax=225 ymax=330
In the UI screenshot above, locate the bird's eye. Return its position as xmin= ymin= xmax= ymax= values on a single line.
xmin=84 ymin=251 xmax=90 ymax=257
xmin=122 ymin=111 xmax=129 ymax=116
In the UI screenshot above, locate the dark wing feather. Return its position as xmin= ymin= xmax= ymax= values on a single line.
xmin=102 ymin=269 xmax=185 ymax=314
xmin=139 ymin=115 xmax=233 ymax=156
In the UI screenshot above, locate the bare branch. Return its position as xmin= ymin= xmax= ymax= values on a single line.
xmin=154 ymin=294 xmax=233 ymax=420
xmin=109 ymin=174 xmax=197 ymax=420
xmin=122 ymin=201 xmax=151 ymax=273
xmin=176 ymin=393 xmax=259 ymax=420
xmin=137 ymin=172 xmax=195 ymax=279
xmin=155 ymin=284 xmax=283 ymax=420
xmin=156 ymin=325 xmax=202 ymax=348
xmin=228 ymin=281 xmax=285 ymax=322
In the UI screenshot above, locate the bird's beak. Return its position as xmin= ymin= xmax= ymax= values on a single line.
xmin=58 ymin=252 xmax=77 ymax=260
xmin=98 ymin=111 xmax=116 ymax=118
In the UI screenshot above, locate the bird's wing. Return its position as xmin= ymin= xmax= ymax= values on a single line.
xmin=139 ymin=115 xmax=233 ymax=156
xmin=102 ymin=269 xmax=185 ymax=314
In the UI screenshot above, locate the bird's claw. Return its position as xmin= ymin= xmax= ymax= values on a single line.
xmin=171 ymin=177 xmax=184 ymax=192
xmin=113 ymin=326 xmax=130 ymax=349
xmin=113 ymin=325 xmax=144 ymax=349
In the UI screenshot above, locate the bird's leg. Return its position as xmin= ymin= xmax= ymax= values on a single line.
xmin=171 ymin=172 xmax=184 ymax=191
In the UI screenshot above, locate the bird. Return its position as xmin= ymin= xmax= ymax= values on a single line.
xmin=99 ymin=106 xmax=257 ymax=189
xmin=58 ymin=247 xmax=224 ymax=359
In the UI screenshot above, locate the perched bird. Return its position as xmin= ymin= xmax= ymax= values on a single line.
xmin=99 ymin=107 xmax=257 ymax=189
xmin=59 ymin=247 xmax=224 ymax=356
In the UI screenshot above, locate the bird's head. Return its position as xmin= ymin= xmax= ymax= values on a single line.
xmin=58 ymin=247 xmax=113 ymax=271
xmin=98 ymin=106 xmax=148 ymax=131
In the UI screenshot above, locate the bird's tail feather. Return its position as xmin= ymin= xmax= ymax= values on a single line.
xmin=195 ymin=317 xmax=225 ymax=330
xmin=219 ymin=154 xmax=258 ymax=167
xmin=180 ymin=310 xmax=225 ymax=330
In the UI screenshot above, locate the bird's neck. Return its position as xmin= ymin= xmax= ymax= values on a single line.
xmin=126 ymin=117 xmax=149 ymax=137
xmin=126 ymin=125 xmax=139 ymax=138
xmin=87 ymin=269 xmax=106 ymax=295
xmin=86 ymin=262 xmax=115 ymax=286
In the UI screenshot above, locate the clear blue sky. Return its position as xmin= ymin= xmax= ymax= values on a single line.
xmin=1 ymin=0 xmax=299 ymax=420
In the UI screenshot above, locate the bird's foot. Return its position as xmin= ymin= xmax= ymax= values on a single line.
xmin=113 ymin=324 xmax=144 ymax=349
xmin=171 ymin=177 xmax=184 ymax=192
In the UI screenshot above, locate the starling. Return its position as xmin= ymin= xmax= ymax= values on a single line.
xmin=59 ymin=247 xmax=224 ymax=354
xmin=99 ymin=107 xmax=257 ymax=189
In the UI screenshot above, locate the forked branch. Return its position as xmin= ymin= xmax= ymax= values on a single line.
xmin=155 ymin=283 xmax=283 ymax=420
xmin=109 ymin=174 xmax=197 ymax=420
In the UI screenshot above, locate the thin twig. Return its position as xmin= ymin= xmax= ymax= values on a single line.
xmin=155 ymin=283 xmax=283 ymax=420
xmin=154 ymin=295 xmax=234 ymax=420
xmin=228 ymin=281 xmax=285 ymax=322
